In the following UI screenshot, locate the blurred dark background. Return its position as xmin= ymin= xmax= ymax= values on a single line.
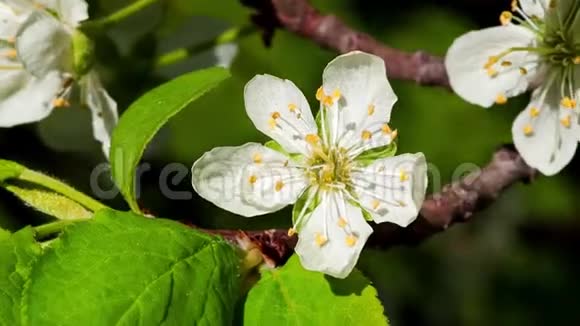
xmin=1 ymin=0 xmax=579 ymax=325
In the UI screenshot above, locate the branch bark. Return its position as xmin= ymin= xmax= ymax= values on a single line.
xmin=244 ymin=0 xmax=450 ymax=87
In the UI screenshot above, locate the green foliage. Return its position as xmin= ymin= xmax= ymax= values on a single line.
xmin=264 ymin=140 xmax=304 ymax=162
xmin=0 ymin=159 xmax=106 ymax=217
xmin=243 ymin=255 xmax=388 ymax=325
xmin=0 ymin=228 xmax=41 ymax=325
xmin=291 ymin=187 xmax=319 ymax=227
xmin=0 ymin=159 xmax=25 ymax=183
xmin=4 ymin=184 xmax=92 ymax=221
xmin=22 ymin=209 xmax=241 ymax=325
xmin=110 ymin=67 xmax=231 ymax=212
xmin=354 ymin=142 xmax=398 ymax=167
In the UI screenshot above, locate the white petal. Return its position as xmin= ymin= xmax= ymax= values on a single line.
xmin=15 ymin=11 xmax=73 ymax=77
xmin=244 ymin=74 xmax=318 ymax=155
xmin=191 ymin=143 xmax=308 ymax=217
xmin=350 ymin=153 xmax=428 ymax=226
xmin=80 ymin=71 xmax=118 ymax=158
xmin=519 ymin=0 xmax=550 ymax=18
xmin=0 ymin=4 xmax=24 ymax=39
xmin=295 ymin=191 xmax=373 ymax=279
xmin=214 ymin=43 xmax=238 ymax=68
xmin=52 ymin=0 xmax=88 ymax=26
xmin=445 ymin=25 xmax=540 ymax=107
xmin=0 ymin=70 xmax=62 ymax=126
xmin=322 ymin=51 xmax=397 ymax=152
xmin=512 ymin=87 xmax=579 ymax=176
xmin=0 ymin=1 xmax=34 ymax=15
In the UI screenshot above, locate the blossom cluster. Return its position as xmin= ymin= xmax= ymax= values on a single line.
xmin=0 ymin=0 xmax=117 ymax=155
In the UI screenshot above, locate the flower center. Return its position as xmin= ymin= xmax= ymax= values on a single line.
xmin=307 ymin=147 xmax=352 ymax=189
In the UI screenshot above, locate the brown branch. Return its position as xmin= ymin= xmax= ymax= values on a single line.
xmin=243 ymin=0 xmax=450 ymax=87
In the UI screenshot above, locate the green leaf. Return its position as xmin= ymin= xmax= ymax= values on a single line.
xmin=0 ymin=159 xmax=106 ymax=213
xmin=243 ymin=255 xmax=389 ymax=325
xmin=110 ymin=67 xmax=231 ymax=212
xmin=0 ymin=159 xmax=25 ymax=183
xmin=264 ymin=140 xmax=303 ymax=162
xmin=0 ymin=228 xmax=41 ymax=325
xmin=354 ymin=142 xmax=398 ymax=167
xmin=4 ymin=184 xmax=92 ymax=221
xmin=291 ymin=187 xmax=320 ymax=227
xmin=22 ymin=209 xmax=240 ymax=325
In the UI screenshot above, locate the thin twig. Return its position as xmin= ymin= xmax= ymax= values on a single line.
xmin=243 ymin=0 xmax=450 ymax=87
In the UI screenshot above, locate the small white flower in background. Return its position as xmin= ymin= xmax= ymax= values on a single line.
xmin=0 ymin=0 xmax=118 ymax=156
xmin=445 ymin=0 xmax=580 ymax=175
xmin=191 ymin=51 xmax=428 ymax=278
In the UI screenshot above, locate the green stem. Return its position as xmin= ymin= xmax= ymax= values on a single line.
xmin=19 ymin=170 xmax=108 ymax=212
xmin=86 ymin=0 xmax=159 ymax=29
xmin=34 ymin=220 xmax=77 ymax=240
xmin=155 ymin=25 xmax=256 ymax=68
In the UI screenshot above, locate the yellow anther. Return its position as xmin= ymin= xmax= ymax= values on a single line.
xmin=316 ymin=86 xmax=325 ymax=101
xmin=331 ymin=89 xmax=341 ymax=100
xmin=288 ymin=228 xmax=297 ymax=236
xmin=361 ymin=130 xmax=372 ymax=140
xmin=486 ymin=67 xmax=498 ymax=78
xmin=484 ymin=56 xmax=499 ymax=69
xmin=367 ymin=104 xmax=375 ymax=116
xmin=4 ymin=49 xmax=17 ymax=59
xmin=511 ymin=0 xmax=518 ymax=11
xmin=252 ymin=153 xmax=263 ymax=164
xmin=323 ymin=96 xmax=334 ymax=106
xmin=523 ymin=124 xmax=534 ymax=136
xmin=381 ymin=124 xmax=392 ymax=135
xmin=305 ymin=133 xmax=320 ymax=145
xmin=314 ymin=233 xmax=328 ymax=247
xmin=561 ymin=115 xmax=571 ymax=128
xmin=271 ymin=111 xmax=281 ymax=119
xmin=52 ymin=98 xmax=70 ymax=108
xmin=316 ymin=86 xmax=339 ymax=106
xmin=391 ymin=129 xmax=398 ymax=140
xmin=275 ymin=180 xmax=285 ymax=192
xmin=371 ymin=199 xmax=380 ymax=210
xmin=337 ymin=217 xmax=347 ymax=228
xmin=248 ymin=174 xmax=258 ymax=184
xmin=288 ymin=103 xmax=297 ymax=112
xmin=495 ymin=94 xmax=508 ymax=105
xmin=561 ymin=97 xmax=576 ymax=109
xmin=529 ymin=107 xmax=540 ymax=117
xmin=345 ymin=235 xmax=358 ymax=247
xmin=574 ymin=56 xmax=580 ymax=65
xmin=501 ymin=60 xmax=512 ymax=67
xmin=519 ymin=67 xmax=528 ymax=75
xmin=268 ymin=118 xmax=277 ymax=129
xmin=500 ymin=11 xmax=513 ymax=25
xmin=399 ymin=170 xmax=409 ymax=182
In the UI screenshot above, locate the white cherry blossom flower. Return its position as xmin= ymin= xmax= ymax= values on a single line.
xmin=0 ymin=0 xmax=118 ymax=156
xmin=192 ymin=51 xmax=428 ymax=278
xmin=445 ymin=0 xmax=580 ymax=175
